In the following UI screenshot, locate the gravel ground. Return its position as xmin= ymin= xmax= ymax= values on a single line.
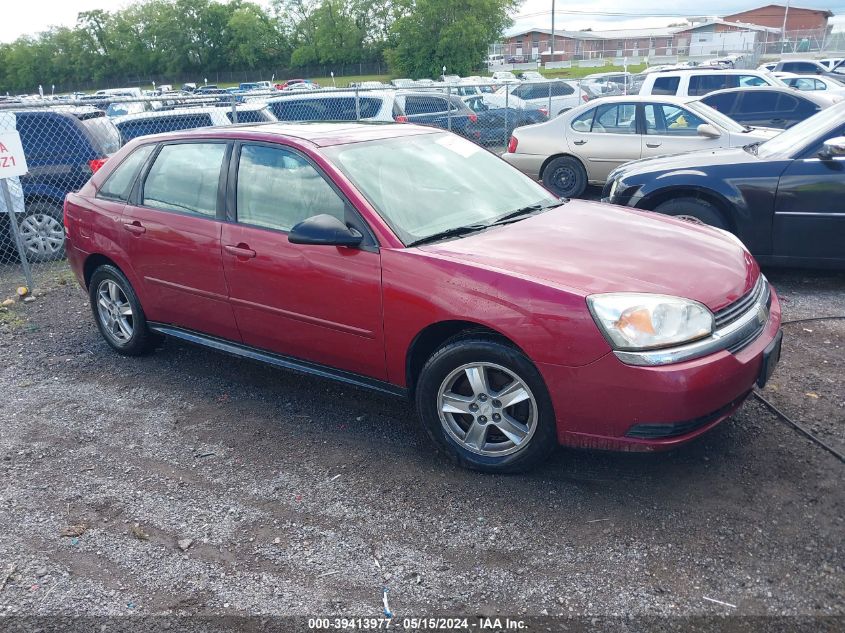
xmin=0 ymin=262 xmax=842 ymax=621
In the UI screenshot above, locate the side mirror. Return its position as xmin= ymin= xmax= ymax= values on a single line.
xmin=288 ymin=214 xmax=363 ymax=247
xmin=697 ymin=123 xmax=722 ymax=139
xmin=819 ymin=136 xmax=845 ymax=160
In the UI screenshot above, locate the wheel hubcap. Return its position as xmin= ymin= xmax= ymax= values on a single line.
xmin=437 ymin=362 xmax=538 ymax=457
xmin=96 ymin=280 xmax=134 ymax=343
xmin=19 ymin=214 xmax=65 ymax=257
xmin=552 ymin=166 xmax=576 ymax=193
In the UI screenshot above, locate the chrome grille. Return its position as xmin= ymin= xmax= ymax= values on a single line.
xmin=714 ymin=277 xmax=768 ymax=330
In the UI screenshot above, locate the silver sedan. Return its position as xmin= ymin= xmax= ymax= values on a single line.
xmin=501 ymin=95 xmax=781 ymax=198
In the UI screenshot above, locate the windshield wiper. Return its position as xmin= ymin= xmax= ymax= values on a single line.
xmin=488 ymin=200 xmax=564 ymax=227
xmin=407 ymin=223 xmax=491 ymax=247
xmin=407 ymin=200 xmax=563 ymax=247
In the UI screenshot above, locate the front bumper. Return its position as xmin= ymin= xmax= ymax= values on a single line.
xmin=539 ymin=288 xmax=782 ymax=451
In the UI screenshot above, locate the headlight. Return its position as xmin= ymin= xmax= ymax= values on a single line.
xmin=587 ymin=293 xmax=714 ymax=351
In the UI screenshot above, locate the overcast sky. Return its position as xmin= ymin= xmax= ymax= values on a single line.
xmin=1 ymin=0 xmax=843 ymax=42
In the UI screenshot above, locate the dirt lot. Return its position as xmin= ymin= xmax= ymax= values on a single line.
xmin=0 ymin=263 xmax=842 ymax=621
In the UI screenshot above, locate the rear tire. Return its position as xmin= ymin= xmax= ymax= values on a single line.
xmin=89 ymin=265 xmax=157 ymax=356
xmin=415 ymin=336 xmax=558 ymax=473
xmin=542 ymin=156 xmax=587 ymax=199
xmin=18 ymin=202 xmax=66 ymax=262
xmin=653 ymin=197 xmax=728 ymax=230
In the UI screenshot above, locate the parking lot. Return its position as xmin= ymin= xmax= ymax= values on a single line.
xmin=0 ymin=262 xmax=841 ymax=617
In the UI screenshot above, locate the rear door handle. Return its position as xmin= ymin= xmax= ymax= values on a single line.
xmin=646 ymin=143 xmax=662 ymax=148
xmin=123 ymin=221 xmax=146 ymax=235
xmin=573 ymin=140 xmax=587 ymax=145
xmin=224 ymin=244 xmax=256 ymax=259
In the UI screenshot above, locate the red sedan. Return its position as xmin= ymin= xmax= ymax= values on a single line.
xmin=64 ymin=123 xmax=782 ymax=472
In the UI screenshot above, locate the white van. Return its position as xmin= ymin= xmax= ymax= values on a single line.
xmin=487 ymin=55 xmax=505 ymax=67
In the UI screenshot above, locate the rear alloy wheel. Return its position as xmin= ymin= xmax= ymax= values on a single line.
xmin=416 ymin=337 xmax=557 ymax=473
xmin=654 ymin=197 xmax=728 ymax=230
xmin=18 ymin=202 xmax=66 ymax=262
xmin=89 ymin=265 xmax=157 ymax=356
xmin=542 ymin=156 xmax=587 ymax=199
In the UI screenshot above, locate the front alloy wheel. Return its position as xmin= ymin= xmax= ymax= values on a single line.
xmin=416 ymin=336 xmax=557 ymax=472
xmin=438 ymin=362 xmax=538 ymax=457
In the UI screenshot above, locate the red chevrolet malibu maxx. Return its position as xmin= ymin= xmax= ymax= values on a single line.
xmin=64 ymin=123 xmax=782 ymax=472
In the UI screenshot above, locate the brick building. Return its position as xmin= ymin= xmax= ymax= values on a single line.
xmin=723 ymin=4 xmax=833 ymax=32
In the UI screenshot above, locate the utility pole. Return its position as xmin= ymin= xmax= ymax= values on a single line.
xmin=550 ymin=0 xmax=556 ymax=63
xmin=780 ymin=0 xmax=791 ymax=52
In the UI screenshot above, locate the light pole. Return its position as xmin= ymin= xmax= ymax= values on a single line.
xmin=780 ymin=0 xmax=791 ymax=53
xmin=550 ymin=0 xmax=556 ymax=63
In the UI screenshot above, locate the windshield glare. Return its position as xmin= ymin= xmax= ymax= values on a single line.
xmin=325 ymin=133 xmax=558 ymax=245
xmin=686 ymin=101 xmax=745 ymax=133
xmin=758 ymin=104 xmax=845 ymax=158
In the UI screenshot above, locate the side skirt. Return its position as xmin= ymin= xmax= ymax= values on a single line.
xmin=148 ymin=323 xmax=407 ymax=398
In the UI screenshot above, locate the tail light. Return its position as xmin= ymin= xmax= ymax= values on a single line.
xmin=88 ymin=158 xmax=107 ymax=173
xmin=539 ymin=107 xmax=549 ymax=117
xmin=394 ymin=115 xmax=408 ymax=123
xmin=468 ymin=113 xmax=478 ymax=123
xmin=581 ymin=94 xmax=590 ymax=102
xmin=507 ymin=136 xmax=518 ymax=153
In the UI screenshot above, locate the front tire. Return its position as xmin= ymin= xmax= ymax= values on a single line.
xmin=653 ymin=197 xmax=728 ymax=230
xmin=89 ymin=265 xmax=156 ymax=356
xmin=542 ymin=156 xmax=587 ymax=198
xmin=415 ymin=337 xmax=558 ymax=473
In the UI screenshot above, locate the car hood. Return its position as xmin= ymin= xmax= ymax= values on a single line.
xmin=614 ymin=145 xmax=764 ymax=178
xmin=419 ymin=201 xmax=757 ymax=312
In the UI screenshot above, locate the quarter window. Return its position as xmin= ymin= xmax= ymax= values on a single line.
xmin=98 ymin=144 xmax=154 ymax=201
xmin=236 ymin=145 xmax=346 ymax=232
xmin=651 ymin=76 xmax=680 ymax=95
xmin=142 ymin=143 xmax=226 ymax=217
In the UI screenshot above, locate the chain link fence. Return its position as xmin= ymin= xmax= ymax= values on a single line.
xmin=0 ymin=78 xmax=620 ymax=295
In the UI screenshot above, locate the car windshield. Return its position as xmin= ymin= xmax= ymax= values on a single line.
xmin=757 ymin=104 xmax=845 ymax=158
xmin=324 ymin=132 xmax=558 ymax=245
xmin=686 ymin=100 xmax=746 ymax=133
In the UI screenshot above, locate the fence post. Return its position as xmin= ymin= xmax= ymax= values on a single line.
xmin=504 ymin=86 xmax=510 ymax=148
xmin=230 ymin=93 xmax=238 ymax=124
xmin=447 ymin=85 xmax=452 ymax=132
xmin=355 ymin=86 xmax=361 ymax=120
xmin=1 ymin=180 xmax=33 ymax=290
xmin=547 ymin=81 xmax=552 ymax=119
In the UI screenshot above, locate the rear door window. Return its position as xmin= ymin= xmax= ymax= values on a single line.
xmin=739 ymin=75 xmax=769 ymax=87
xmin=98 ymin=144 xmax=154 ymax=201
xmin=592 ymin=104 xmax=637 ymax=134
xmin=688 ymin=75 xmax=737 ymax=96
xmin=141 ymin=143 xmax=226 ymax=217
xmin=404 ymin=96 xmax=449 ymax=115
xmin=651 ymin=76 xmax=680 ymax=95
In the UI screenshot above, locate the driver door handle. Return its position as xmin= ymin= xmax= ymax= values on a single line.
xmin=573 ymin=140 xmax=587 ymax=145
xmin=646 ymin=143 xmax=662 ymax=148
xmin=224 ymin=244 xmax=256 ymax=259
xmin=122 ymin=221 xmax=146 ymax=235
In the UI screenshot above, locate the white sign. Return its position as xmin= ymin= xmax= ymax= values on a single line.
xmin=0 ymin=131 xmax=28 ymax=179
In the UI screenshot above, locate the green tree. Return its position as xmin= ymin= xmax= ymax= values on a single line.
xmin=387 ymin=0 xmax=515 ymax=78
